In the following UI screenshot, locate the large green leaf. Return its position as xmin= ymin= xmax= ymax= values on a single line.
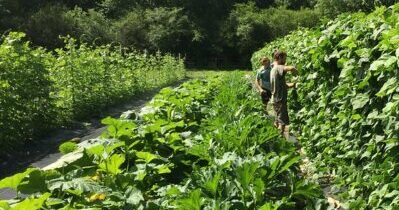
xmin=177 ymin=189 xmax=202 ymax=210
xmin=155 ymin=164 xmax=172 ymax=174
xmin=352 ymin=93 xmax=369 ymax=109
xmin=13 ymin=193 xmax=51 ymax=210
xmin=376 ymin=78 xmax=397 ymax=97
xmin=0 ymin=168 xmax=37 ymax=191
xmin=0 ymin=201 xmax=10 ymax=210
xmin=125 ymin=186 xmax=144 ymax=206
xmin=259 ymin=202 xmax=279 ymax=210
xmin=203 ymin=171 xmax=222 ymax=196
xmin=48 ymin=177 xmax=104 ymax=193
xmin=18 ymin=170 xmax=47 ymax=194
xmin=292 ymin=180 xmax=323 ymax=199
xmin=135 ymin=151 xmax=159 ymax=164
xmin=236 ymin=161 xmax=259 ymax=189
xmin=99 ymin=154 xmax=126 ymax=175
xmin=278 ymin=155 xmax=301 ymax=174
xmin=101 ymin=117 xmax=136 ymax=138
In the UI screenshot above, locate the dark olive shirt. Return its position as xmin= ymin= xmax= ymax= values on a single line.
xmin=270 ymin=65 xmax=287 ymax=103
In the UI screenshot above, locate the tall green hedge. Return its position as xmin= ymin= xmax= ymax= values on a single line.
xmin=0 ymin=33 xmax=54 ymax=153
xmin=0 ymin=32 xmax=185 ymax=157
xmin=252 ymin=4 xmax=399 ymax=209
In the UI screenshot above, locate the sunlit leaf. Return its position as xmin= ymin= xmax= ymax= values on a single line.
xmin=0 ymin=168 xmax=37 ymax=191
xmin=99 ymin=154 xmax=125 ymax=175
xmin=13 ymin=193 xmax=51 ymax=210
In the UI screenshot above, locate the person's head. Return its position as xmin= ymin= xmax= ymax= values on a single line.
xmin=274 ymin=50 xmax=287 ymax=65
xmin=260 ymin=57 xmax=270 ymax=67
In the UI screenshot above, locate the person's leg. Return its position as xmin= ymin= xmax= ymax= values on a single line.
xmin=265 ymin=90 xmax=272 ymax=115
xmin=278 ymin=124 xmax=285 ymax=135
xmin=273 ymin=103 xmax=280 ymax=129
xmin=280 ymin=102 xmax=290 ymax=139
xmin=273 ymin=102 xmax=281 ymax=128
xmin=261 ymin=91 xmax=269 ymax=115
xmin=283 ymin=125 xmax=290 ymax=139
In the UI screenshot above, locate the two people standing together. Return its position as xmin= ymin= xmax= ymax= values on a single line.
xmin=255 ymin=50 xmax=297 ymax=139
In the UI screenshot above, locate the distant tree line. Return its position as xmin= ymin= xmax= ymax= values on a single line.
xmin=0 ymin=0 xmax=397 ymax=67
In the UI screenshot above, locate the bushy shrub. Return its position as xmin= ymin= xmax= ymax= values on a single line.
xmin=24 ymin=3 xmax=73 ymax=49
xmin=64 ymin=7 xmax=116 ymax=45
xmin=221 ymin=2 xmax=321 ymax=65
xmin=274 ymin=0 xmax=315 ymax=9
xmin=265 ymin=7 xmax=321 ymax=39
xmin=116 ymin=7 xmax=193 ymax=54
xmin=59 ymin=141 xmax=78 ymax=154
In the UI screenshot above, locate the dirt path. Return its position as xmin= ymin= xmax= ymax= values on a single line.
xmin=298 ymin=147 xmax=345 ymax=210
xmin=0 ymin=80 xmax=187 ymax=200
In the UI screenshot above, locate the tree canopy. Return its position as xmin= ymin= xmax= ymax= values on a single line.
xmin=1 ymin=0 xmax=397 ymax=67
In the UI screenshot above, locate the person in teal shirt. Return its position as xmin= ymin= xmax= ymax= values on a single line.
xmin=255 ymin=57 xmax=272 ymax=114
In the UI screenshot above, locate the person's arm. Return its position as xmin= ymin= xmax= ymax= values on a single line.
xmin=286 ymin=82 xmax=296 ymax=89
xmin=283 ymin=66 xmax=297 ymax=73
xmin=255 ymin=79 xmax=264 ymax=93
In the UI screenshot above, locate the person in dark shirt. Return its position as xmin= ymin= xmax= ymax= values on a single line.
xmin=270 ymin=50 xmax=297 ymax=139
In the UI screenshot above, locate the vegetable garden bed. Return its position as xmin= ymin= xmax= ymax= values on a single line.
xmin=0 ymin=73 xmax=325 ymax=209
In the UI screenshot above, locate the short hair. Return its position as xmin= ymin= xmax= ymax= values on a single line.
xmin=274 ymin=50 xmax=287 ymax=61
xmin=260 ymin=57 xmax=270 ymax=64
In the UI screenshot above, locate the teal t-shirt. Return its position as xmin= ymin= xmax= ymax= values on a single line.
xmin=256 ymin=65 xmax=272 ymax=91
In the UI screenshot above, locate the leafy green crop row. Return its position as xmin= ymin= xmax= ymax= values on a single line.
xmin=252 ymin=4 xmax=399 ymax=209
xmin=0 ymin=32 xmax=185 ymax=157
xmin=156 ymin=73 xmax=325 ymax=209
xmin=0 ymin=73 xmax=324 ymax=209
xmin=0 ymin=77 xmax=218 ymax=209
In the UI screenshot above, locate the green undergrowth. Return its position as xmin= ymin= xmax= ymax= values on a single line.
xmin=0 ymin=73 xmax=325 ymax=209
xmin=252 ymin=4 xmax=399 ymax=209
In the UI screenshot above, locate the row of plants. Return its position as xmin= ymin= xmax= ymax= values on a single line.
xmin=0 ymin=73 xmax=325 ymax=209
xmin=0 ymin=77 xmax=219 ymax=209
xmin=0 ymin=32 xmax=185 ymax=157
xmin=155 ymin=72 xmax=326 ymax=209
xmin=252 ymin=3 xmax=399 ymax=209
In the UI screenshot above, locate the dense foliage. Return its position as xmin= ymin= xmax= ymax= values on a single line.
xmin=3 ymin=0 xmax=398 ymax=67
xmin=0 ymin=33 xmax=54 ymax=156
xmin=0 ymin=32 xmax=185 ymax=158
xmin=316 ymin=0 xmax=399 ymax=17
xmin=222 ymin=3 xmax=320 ymax=65
xmin=0 ymin=73 xmax=325 ymax=209
xmin=252 ymin=4 xmax=399 ymax=209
